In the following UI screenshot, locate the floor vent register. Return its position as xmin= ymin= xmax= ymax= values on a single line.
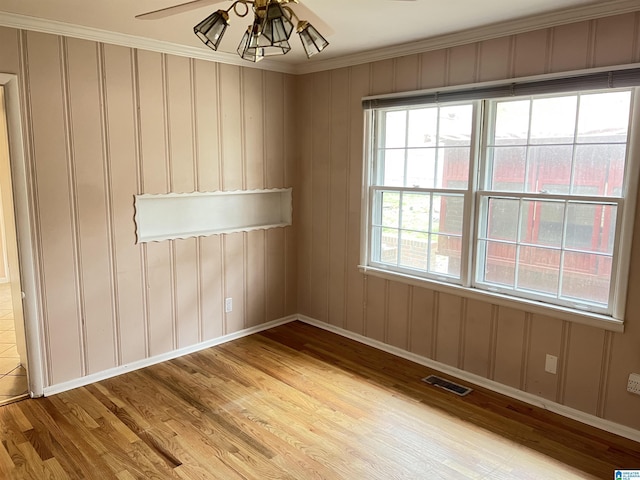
xmin=422 ymin=375 xmax=473 ymax=396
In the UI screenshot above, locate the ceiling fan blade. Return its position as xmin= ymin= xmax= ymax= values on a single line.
xmin=289 ymin=2 xmax=335 ymax=36
xmin=136 ymin=0 xmax=226 ymax=20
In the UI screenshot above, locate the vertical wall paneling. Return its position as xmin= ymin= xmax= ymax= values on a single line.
xmin=223 ymin=232 xmax=245 ymax=333
xmin=593 ymin=14 xmax=636 ymax=67
xmin=447 ymin=44 xmax=478 ymax=86
xmin=219 ymin=64 xmax=245 ymax=334
xmin=409 ymin=287 xmax=435 ymax=358
xmin=102 ymin=44 xmax=146 ymax=364
xmin=562 ymin=324 xmax=605 ymax=414
xmin=137 ymin=50 xmax=174 ymax=356
xmin=513 ymin=30 xmax=549 ymax=78
xmin=131 ymin=49 xmax=151 ymax=358
xmin=328 ymin=68 xmax=350 ymax=328
xmin=525 ymin=314 xmax=562 ymax=400
xmin=419 ymin=50 xmax=447 ymax=90
xmin=370 ymin=59 xmax=395 ymax=96
xmin=243 ymin=68 xmax=265 ymax=190
xmin=598 ymin=331 xmax=614 ymax=419
xmin=243 ymin=68 xmax=266 ymax=328
xmin=387 ymin=282 xmax=409 ymax=350
xmin=219 ymin=64 xmax=243 ymax=191
xmin=549 ymin=22 xmax=591 ymax=72
xmin=394 ymin=55 xmax=419 ymax=93
xmin=26 ymin=32 xmax=84 ymax=384
xmin=193 ymin=59 xmax=223 ymax=340
xmin=310 ymin=71 xmax=331 ymax=322
xmin=478 ymin=37 xmax=512 ymax=82
xmin=462 ymin=299 xmax=493 ymax=377
xmin=166 ymin=55 xmax=199 ymax=349
xmin=435 ymin=293 xmax=462 ymax=368
xmin=344 ymin=64 xmax=369 ymax=335
xmin=283 ymin=73 xmax=297 ymax=315
xmin=247 ymin=230 xmax=266 ymax=328
xmin=265 ymin=71 xmax=286 ymax=322
xmin=66 ymin=38 xmax=117 ymax=374
xmin=266 ymin=228 xmax=285 ymax=321
xmin=296 ymin=74 xmax=313 ymax=314
xmin=365 ymin=275 xmax=386 ymax=342
xmin=493 ymin=307 xmax=526 ymax=389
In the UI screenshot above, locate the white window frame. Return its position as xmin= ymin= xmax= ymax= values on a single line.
xmin=359 ymin=68 xmax=640 ymax=332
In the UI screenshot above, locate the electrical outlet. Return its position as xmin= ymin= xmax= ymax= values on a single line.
xmin=545 ymin=354 xmax=558 ymax=374
xmin=627 ymin=373 xmax=640 ymax=395
xmin=225 ymin=297 xmax=233 ymax=313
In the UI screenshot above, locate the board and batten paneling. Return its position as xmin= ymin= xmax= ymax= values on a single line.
xmin=0 ymin=26 xmax=297 ymax=387
xmin=296 ymin=12 xmax=640 ymax=431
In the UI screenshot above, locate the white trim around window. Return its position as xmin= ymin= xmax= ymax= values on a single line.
xmin=359 ymin=68 xmax=640 ymax=333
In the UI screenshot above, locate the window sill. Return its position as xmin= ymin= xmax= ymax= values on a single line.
xmin=357 ymin=265 xmax=625 ymax=333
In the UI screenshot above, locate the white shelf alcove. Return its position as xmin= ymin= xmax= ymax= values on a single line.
xmin=134 ymin=188 xmax=292 ymax=243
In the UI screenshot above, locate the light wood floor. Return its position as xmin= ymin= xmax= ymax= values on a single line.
xmin=0 ymin=321 xmax=638 ymax=479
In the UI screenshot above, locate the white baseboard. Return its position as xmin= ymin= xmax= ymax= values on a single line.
xmin=42 ymin=315 xmax=298 ymax=397
xmin=296 ymin=314 xmax=640 ymax=444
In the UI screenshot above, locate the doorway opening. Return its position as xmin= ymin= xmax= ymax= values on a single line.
xmin=0 ymin=85 xmax=29 ymax=405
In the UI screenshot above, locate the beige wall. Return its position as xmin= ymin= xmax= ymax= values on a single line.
xmin=0 ymin=27 xmax=298 ymax=387
xmin=297 ymin=12 xmax=640 ymax=431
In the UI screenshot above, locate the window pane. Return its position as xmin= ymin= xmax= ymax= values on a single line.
xmin=487 ymin=147 xmax=526 ymax=191
xmin=561 ymin=252 xmax=612 ymax=304
xmin=486 ymin=198 xmax=519 ymax=241
xmin=384 ymin=111 xmax=406 ymax=148
xmin=565 ymin=203 xmax=616 ymax=254
xmin=434 ymin=194 xmax=464 ymax=236
xmin=528 ymin=145 xmax=573 ymax=194
xmin=481 ymin=240 xmax=516 ymax=287
xmin=382 ymin=150 xmax=405 ymax=186
xmin=519 ymin=200 xmax=564 ymax=247
xmin=381 ymin=191 xmax=400 ymax=228
xmin=406 ymin=148 xmax=436 ymax=188
xmin=438 ymin=104 xmax=473 ymax=146
xmin=399 ymin=233 xmax=429 ymax=270
xmin=379 ymin=227 xmax=398 ymax=264
xmin=494 ymin=100 xmax=530 ymax=146
xmin=577 ymin=91 xmax=631 ymax=144
xmin=401 ymin=193 xmax=431 ymax=232
xmin=440 ymin=148 xmax=470 ymax=189
xmin=407 ymin=108 xmax=437 ymax=148
xmin=573 ymin=144 xmax=626 ymax=196
xmin=517 ymin=246 xmax=560 ymax=295
xmin=530 ymin=96 xmax=577 ymax=144
xmin=430 ymin=234 xmax=461 ymax=277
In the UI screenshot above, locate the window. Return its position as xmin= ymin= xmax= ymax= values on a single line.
xmin=363 ymin=80 xmax=638 ymax=321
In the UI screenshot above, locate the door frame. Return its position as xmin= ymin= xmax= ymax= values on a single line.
xmin=0 ymin=72 xmax=44 ymax=398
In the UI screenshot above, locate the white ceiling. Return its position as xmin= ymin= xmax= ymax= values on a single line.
xmin=0 ymin=0 xmax=635 ymax=69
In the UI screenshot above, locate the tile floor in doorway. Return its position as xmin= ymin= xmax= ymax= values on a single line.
xmin=0 ymin=282 xmax=27 ymax=405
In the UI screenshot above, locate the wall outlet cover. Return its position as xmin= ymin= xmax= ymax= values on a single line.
xmin=627 ymin=373 xmax=640 ymax=395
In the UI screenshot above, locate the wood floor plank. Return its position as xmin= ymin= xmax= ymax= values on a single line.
xmin=0 ymin=321 xmax=638 ymax=479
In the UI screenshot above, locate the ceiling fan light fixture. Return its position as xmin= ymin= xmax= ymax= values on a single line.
xmin=193 ymin=9 xmax=229 ymax=51
xmin=262 ymin=2 xmax=294 ymax=44
xmin=297 ymin=21 xmax=329 ymax=59
xmin=237 ymin=17 xmax=291 ymax=62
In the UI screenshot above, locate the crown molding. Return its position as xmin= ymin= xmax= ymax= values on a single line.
xmin=1 ymin=0 xmax=639 ymax=76
xmin=0 ymin=12 xmax=297 ymax=74
xmin=293 ymin=0 xmax=640 ymax=75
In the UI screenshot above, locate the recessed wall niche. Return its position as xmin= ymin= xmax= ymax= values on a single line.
xmin=134 ymin=188 xmax=292 ymax=243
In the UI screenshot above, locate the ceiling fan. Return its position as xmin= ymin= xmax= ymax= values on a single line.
xmin=136 ymin=0 xmax=334 ymax=62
